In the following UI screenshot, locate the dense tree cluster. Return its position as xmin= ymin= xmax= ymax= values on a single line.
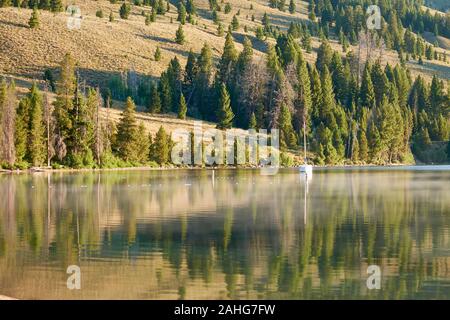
xmin=114 ymin=30 xmax=449 ymax=165
xmin=0 ymin=54 xmax=173 ymax=169
xmin=308 ymin=0 xmax=449 ymax=62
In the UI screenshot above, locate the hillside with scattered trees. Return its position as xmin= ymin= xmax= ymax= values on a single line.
xmin=0 ymin=0 xmax=449 ymax=169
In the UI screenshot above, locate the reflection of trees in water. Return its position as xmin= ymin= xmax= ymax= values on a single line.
xmin=0 ymin=170 xmax=449 ymax=299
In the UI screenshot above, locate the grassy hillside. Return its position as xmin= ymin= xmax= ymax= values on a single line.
xmin=1 ymin=1 xmax=448 ymax=90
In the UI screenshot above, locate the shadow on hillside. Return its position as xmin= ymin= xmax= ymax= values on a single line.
xmin=407 ymin=60 xmax=450 ymax=80
xmin=0 ymin=19 xmax=28 ymax=29
xmin=137 ymin=33 xmax=174 ymax=44
xmin=232 ymin=33 xmax=268 ymax=53
xmin=265 ymin=12 xmax=309 ymax=30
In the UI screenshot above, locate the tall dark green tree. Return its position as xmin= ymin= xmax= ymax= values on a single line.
xmin=216 ymin=83 xmax=234 ymax=129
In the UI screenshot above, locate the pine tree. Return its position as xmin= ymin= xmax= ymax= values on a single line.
xmin=279 ymin=104 xmax=297 ymax=150
xmin=316 ymin=40 xmax=332 ymax=73
xmin=159 ymin=73 xmax=172 ymax=113
xmin=24 ymin=83 xmax=46 ymax=166
xmin=154 ymin=46 xmax=161 ymax=61
xmin=135 ymin=123 xmax=150 ymax=163
xmin=178 ymin=93 xmax=187 ymax=119
xmin=309 ymin=65 xmax=322 ymax=124
xmin=294 ymin=58 xmax=312 ymax=139
xmin=289 ymin=0 xmax=295 ymax=14
xmin=157 ymin=0 xmax=166 ymax=14
xmin=195 ymin=43 xmax=213 ymax=119
xmin=115 ymin=97 xmax=139 ymax=162
xmin=231 ymin=15 xmax=239 ymax=31
xmin=320 ymin=66 xmax=336 ymax=125
xmin=50 ymin=0 xmax=62 ymax=12
xmin=145 ymin=13 xmax=152 ymax=25
xmin=358 ymin=129 xmax=368 ymax=162
xmin=177 ymin=2 xmax=186 ymax=24
xmin=185 ymin=0 xmax=196 ymax=15
xmin=148 ymin=82 xmax=161 ymax=113
xmin=15 ymin=97 xmax=29 ymax=164
xmin=175 ymin=24 xmax=185 ymax=44
xmin=360 ymin=63 xmax=376 ymax=109
xmin=217 ymin=23 xmax=224 ymax=36
xmin=248 ymin=112 xmax=257 ymax=129
xmin=218 ymin=31 xmax=238 ymax=83
xmin=119 ymin=2 xmax=131 ymax=19
xmin=216 ymin=83 xmax=234 ymax=129
xmin=29 ymin=7 xmax=39 ymax=29
xmin=52 ymin=53 xmax=77 ymax=163
xmin=150 ymin=6 xmax=156 ymax=21
xmin=151 ymin=126 xmax=169 ymax=165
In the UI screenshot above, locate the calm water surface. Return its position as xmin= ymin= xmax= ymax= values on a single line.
xmin=0 ymin=167 xmax=449 ymax=299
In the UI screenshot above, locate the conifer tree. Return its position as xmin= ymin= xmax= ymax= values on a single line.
xmin=53 ymin=53 xmax=77 ymax=163
xmin=316 ymin=40 xmax=332 ymax=73
xmin=289 ymin=0 xmax=295 ymax=14
xmin=119 ymin=2 xmax=131 ymax=19
xmin=26 ymin=83 xmax=46 ymax=166
xmin=178 ymin=93 xmax=187 ymax=119
xmin=145 ymin=13 xmax=152 ymax=25
xmin=185 ymin=0 xmax=196 ymax=15
xmin=195 ymin=43 xmax=213 ymax=119
xmin=358 ymin=129 xmax=368 ymax=162
xmin=177 ymin=2 xmax=186 ymax=24
xmin=217 ymin=23 xmax=224 ymax=36
xmin=151 ymin=126 xmax=169 ymax=165
xmin=135 ymin=123 xmax=150 ymax=163
xmin=279 ymin=104 xmax=297 ymax=150
xmin=175 ymin=24 xmax=185 ymax=44
xmin=115 ymin=97 xmax=139 ymax=162
xmin=218 ymin=31 xmax=238 ymax=83
xmin=248 ymin=112 xmax=257 ymax=129
xmin=216 ymin=83 xmax=234 ymax=129
xmin=231 ymin=15 xmax=239 ymax=31
xmin=29 ymin=7 xmax=39 ymax=29
xmin=320 ymin=66 xmax=336 ymax=125
xmin=148 ymin=82 xmax=161 ymax=113
xmin=50 ymin=0 xmax=62 ymax=12
xmin=360 ymin=63 xmax=376 ymax=109
xmin=157 ymin=0 xmax=166 ymax=14
xmin=159 ymin=72 xmax=172 ymax=113
xmin=154 ymin=46 xmax=161 ymax=61
xmin=309 ymin=65 xmax=322 ymax=124
xmin=294 ymin=58 xmax=312 ymax=138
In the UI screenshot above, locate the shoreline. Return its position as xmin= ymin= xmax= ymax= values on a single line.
xmin=1 ymin=163 xmax=449 ymax=175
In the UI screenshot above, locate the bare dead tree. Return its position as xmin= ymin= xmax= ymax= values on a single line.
xmin=0 ymin=81 xmax=17 ymax=166
xmin=43 ymin=84 xmax=55 ymax=167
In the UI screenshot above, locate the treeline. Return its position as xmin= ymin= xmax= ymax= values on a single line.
xmin=0 ymin=0 xmax=63 ymax=11
xmin=307 ymin=0 xmax=449 ymax=61
xmin=0 ymin=54 xmax=174 ymax=169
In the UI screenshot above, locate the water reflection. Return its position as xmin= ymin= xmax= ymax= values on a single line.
xmin=0 ymin=168 xmax=449 ymax=299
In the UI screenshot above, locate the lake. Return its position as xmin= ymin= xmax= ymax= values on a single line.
xmin=0 ymin=167 xmax=449 ymax=299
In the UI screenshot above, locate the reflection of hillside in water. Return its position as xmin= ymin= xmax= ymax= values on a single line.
xmin=0 ymin=169 xmax=449 ymax=299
